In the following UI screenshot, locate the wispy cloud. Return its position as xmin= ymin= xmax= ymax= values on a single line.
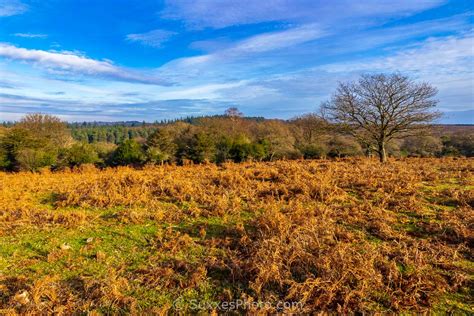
xmin=13 ymin=33 xmax=47 ymax=38
xmin=159 ymin=23 xmax=325 ymax=77
xmin=303 ymin=13 xmax=473 ymax=58
xmin=0 ymin=0 xmax=27 ymax=17
xmin=0 ymin=80 xmax=15 ymax=88
xmin=0 ymin=43 xmax=170 ymax=85
xmin=159 ymin=13 xmax=470 ymax=83
xmin=319 ymin=33 xmax=474 ymax=111
xmin=231 ymin=23 xmax=325 ymax=54
xmin=159 ymin=31 xmax=474 ymax=117
xmin=126 ymin=29 xmax=176 ymax=48
xmin=320 ymin=33 xmax=474 ymax=76
xmin=161 ymin=0 xmax=446 ymax=29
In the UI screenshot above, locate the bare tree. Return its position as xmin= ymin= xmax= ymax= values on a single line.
xmin=291 ymin=113 xmax=329 ymax=144
xmin=224 ymin=107 xmax=243 ymax=119
xmin=322 ymin=73 xmax=440 ymax=162
xmin=17 ymin=113 xmax=72 ymax=147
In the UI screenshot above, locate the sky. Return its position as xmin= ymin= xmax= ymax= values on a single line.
xmin=0 ymin=0 xmax=473 ymax=123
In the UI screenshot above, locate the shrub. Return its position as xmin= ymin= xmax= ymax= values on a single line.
xmin=110 ymin=139 xmax=145 ymax=166
xmin=401 ymin=136 xmax=442 ymax=157
xmin=63 ymin=143 xmax=100 ymax=167
xmin=301 ymin=144 xmax=328 ymax=159
xmin=327 ymin=136 xmax=362 ymax=158
xmin=441 ymin=134 xmax=474 ymax=157
xmin=16 ymin=148 xmax=57 ymax=171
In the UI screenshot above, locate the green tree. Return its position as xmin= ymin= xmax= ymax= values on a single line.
xmin=146 ymin=129 xmax=177 ymax=164
xmin=1 ymin=114 xmax=74 ymax=171
xmin=215 ymin=136 xmax=233 ymax=163
xmin=16 ymin=148 xmax=57 ymax=171
xmin=189 ymin=132 xmax=214 ymax=163
xmin=92 ymin=142 xmax=117 ymax=166
xmin=229 ymin=135 xmax=252 ymax=162
xmin=0 ymin=127 xmax=57 ymax=171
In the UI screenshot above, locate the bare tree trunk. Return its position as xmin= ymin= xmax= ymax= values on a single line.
xmin=377 ymin=142 xmax=387 ymax=163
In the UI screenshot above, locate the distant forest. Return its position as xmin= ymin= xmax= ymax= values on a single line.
xmin=67 ymin=116 xmax=266 ymax=144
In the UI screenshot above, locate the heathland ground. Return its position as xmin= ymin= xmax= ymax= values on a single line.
xmin=0 ymin=158 xmax=472 ymax=313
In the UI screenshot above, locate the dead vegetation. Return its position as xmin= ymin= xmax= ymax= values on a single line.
xmin=0 ymin=158 xmax=473 ymax=314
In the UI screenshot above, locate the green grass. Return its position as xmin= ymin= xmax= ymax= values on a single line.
xmin=0 ymin=203 xmax=256 ymax=311
xmin=0 ymin=221 xmax=159 ymax=279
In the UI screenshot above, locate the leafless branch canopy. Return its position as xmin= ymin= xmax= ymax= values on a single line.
xmin=322 ymin=73 xmax=441 ymax=161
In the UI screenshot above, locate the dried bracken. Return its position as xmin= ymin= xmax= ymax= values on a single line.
xmin=0 ymin=158 xmax=472 ymax=313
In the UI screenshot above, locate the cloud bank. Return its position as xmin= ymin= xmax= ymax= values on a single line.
xmin=0 ymin=44 xmax=169 ymax=85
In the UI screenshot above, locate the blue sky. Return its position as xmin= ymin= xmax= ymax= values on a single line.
xmin=0 ymin=0 xmax=473 ymax=123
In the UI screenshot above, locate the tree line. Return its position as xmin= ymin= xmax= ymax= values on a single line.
xmin=1 ymin=74 xmax=472 ymax=171
xmin=0 ymin=112 xmax=471 ymax=172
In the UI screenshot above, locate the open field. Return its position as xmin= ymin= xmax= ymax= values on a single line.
xmin=0 ymin=158 xmax=473 ymax=314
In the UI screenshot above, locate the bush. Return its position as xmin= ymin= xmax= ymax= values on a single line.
xmin=327 ymin=136 xmax=362 ymax=158
xmin=16 ymin=148 xmax=57 ymax=171
xmin=63 ymin=143 xmax=100 ymax=167
xmin=176 ymin=132 xmax=215 ymax=164
xmin=110 ymin=139 xmax=145 ymax=166
xmin=0 ymin=146 xmax=9 ymax=169
xmin=92 ymin=142 xmax=117 ymax=161
xmin=441 ymin=134 xmax=474 ymax=157
xmin=215 ymin=136 xmax=268 ymax=163
xmin=229 ymin=135 xmax=255 ymax=162
xmin=301 ymin=144 xmax=328 ymax=159
xmin=0 ymin=127 xmax=58 ymax=171
xmin=215 ymin=137 xmax=233 ymax=163
xmin=401 ymin=136 xmax=442 ymax=157
xmin=146 ymin=147 xmax=172 ymax=164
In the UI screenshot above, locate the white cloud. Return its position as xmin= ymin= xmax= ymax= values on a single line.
xmin=320 ymin=34 xmax=474 ymax=75
xmin=320 ymin=33 xmax=474 ymax=111
xmin=159 ymin=23 xmax=325 ymax=78
xmin=159 ymin=13 xmax=470 ymax=84
xmin=13 ymin=33 xmax=47 ymax=38
xmin=126 ymin=29 xmax=176 ymax=48
xmin=0 ymin=43 xmax=169 ymax=85
xmin=231 ymin=23 xmax=324 ymax=54
xmin=159 ymin=81 xmax=247 ymax=100
xmin=161 ymin=0 xmax=445 ymax=29
xmin=0 ymin=0 xmax=27 ymax=17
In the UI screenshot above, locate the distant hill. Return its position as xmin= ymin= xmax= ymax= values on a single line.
xmin=439 ymin=110 xmax=474 ymax=124
xmin=432 ymin=124 xmax=474 ymax=136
